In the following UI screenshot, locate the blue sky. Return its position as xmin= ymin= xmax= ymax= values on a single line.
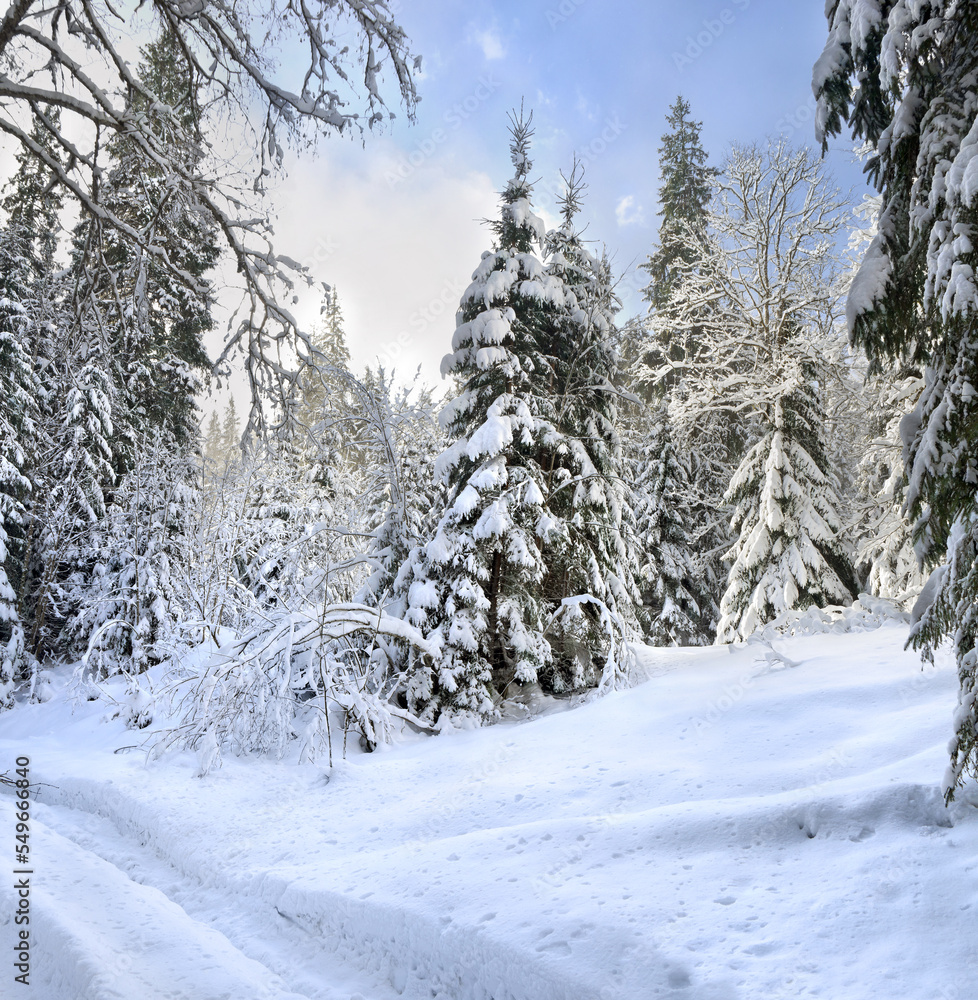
xmin=270 ymin=0 xmax=871 ymax=388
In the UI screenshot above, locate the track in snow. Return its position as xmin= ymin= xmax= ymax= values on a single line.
xmin=2 ymin=781 xmax=605 ymax=1000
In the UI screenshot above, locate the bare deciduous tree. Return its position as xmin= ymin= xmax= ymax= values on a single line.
xmin=0 ymin=0 xmax=418 ymax=430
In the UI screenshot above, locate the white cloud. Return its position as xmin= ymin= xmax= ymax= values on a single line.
xmin=575 ymin=91 xmax=600 ymax=123
xmin=471 ymin=27 xmax=506 ymax=61
xmin=615 ymin=194 xmax=644 ymax=227
xmin=265 ymin=142 xmax=499 ymax=389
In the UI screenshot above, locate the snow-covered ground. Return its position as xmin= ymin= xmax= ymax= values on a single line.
xmin=1 ymin=617 xmax=976 ymax=1000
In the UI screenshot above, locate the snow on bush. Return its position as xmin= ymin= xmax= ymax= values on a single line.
xmin=749 ymin=592 xmax=910 ymax=642
xmin=154 ymin=604 xmax=439 ymax=774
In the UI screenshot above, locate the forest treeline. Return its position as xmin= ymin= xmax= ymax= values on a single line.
xmin=0 ymin=2 xmax=976 ymax=801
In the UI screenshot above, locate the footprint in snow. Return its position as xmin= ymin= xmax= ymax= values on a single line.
xmin=536 ymin=940 xmax=573 ymax=956
xmin=742 ymin=942 xmax=779 ymax=956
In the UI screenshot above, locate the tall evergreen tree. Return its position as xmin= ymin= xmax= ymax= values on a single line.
xmin=853 ymin=364 xmax=925 ymax=607
xmin=625 ymin=98 xmax=728 ymax=641
xmin=539 ymin=163 xmax=640 ymax=686
xmin=58 ymin=28 xmax=218 ymax=673
xmin=402 ymin=111 xmax=556 ymax=722
xmin=26 ymin=362 xmax=115 ymax=661
xmin=65 ymin=434 xmax=192 ymax=676
xmin=402 ymin=113 xmax=637 ymax=723
xmin=0 ymin=115 xmax=59 ymax=686
xmin=717 ymin=365 xmax=855 ymax=642
xmin=630 ymin=404 xmax=709 ymax=645
xmin=642 ymin=96 xmax=716 ymax=313
xmin=815 ymin=2 xmax=978 ymax=799
xmin=70 ymin=26 xmax=218 ymax=464
xmin=0 ymin=296 xmax=37 ymax=704
xmin=295 ymin=287 xmax=364 ymax=478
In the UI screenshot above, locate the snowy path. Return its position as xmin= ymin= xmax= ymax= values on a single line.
xmin=2 ymin=622 xmax=978 ymax=999
xmin=8 ymin=777 xmax=604 ymax=1000
xmin=0 ymin=799 xmax=312 ymax=1000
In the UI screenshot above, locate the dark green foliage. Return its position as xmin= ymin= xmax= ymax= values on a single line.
xmin=642 ymin=96 xmax=717 ymax=314
xmin=71 ymin=27 xmax=218 ymax=464
xmin=816 ymin=1 xmax=978 ymax=799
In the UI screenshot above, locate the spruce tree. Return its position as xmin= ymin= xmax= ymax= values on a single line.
xmin=61 ymin=28 xmax=217 ymax=672
xmin=0 ymin=295 xmax=37 ymax=704
xmin=816 ymin=3 xmax=978 ymax=798
xmin=631 ymin=404 xmax=709 ymax=645
xmin=853 ymin=364 xmax=925 ymax=607
xmin=717 ymin=364 xmax=856 ymax=641
xmin=642 ymin=96 xmax=716 ymax=313
xmin=402 ymin=111 xmax=556 ymax=722
xmin=403 ymin=116 xmax=639 ymax=723
xmin=0 ymin=130 xmax=55 ymax=688
xmin=357 ymin=371 xmax=443 ymax=612
xmin=355 ymin=370 xmax=445 ymax=687
xmin=625 ymin=98 xmax=728 ymax=640
xmin=70 ymin=26 xmax=218 ymax=464
xmin=27 ymin=362 xmax=115 ymax=660
xmin=540 ymin=164 xmax=640 ymax=687
xmin=295 ymin=287 xmax=363 ymax=479
xmin=65 ymin=434 xmax=192 ymax=676
xmin=0 ymin=106 xmax=112 ymax=668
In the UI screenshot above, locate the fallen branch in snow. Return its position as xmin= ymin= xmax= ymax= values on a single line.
xmin=153 ymin=603 xmax=439 ymax=773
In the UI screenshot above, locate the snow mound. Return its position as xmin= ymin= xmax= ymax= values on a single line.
xmin=751 ymin=592 xmax=909 ymax=640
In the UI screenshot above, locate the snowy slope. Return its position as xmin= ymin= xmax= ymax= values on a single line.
xmin=1 ymin=619 xmax=976 ymax=1000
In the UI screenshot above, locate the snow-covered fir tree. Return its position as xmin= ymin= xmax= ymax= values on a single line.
xmin=402 ymin=112 xmax=556 ymax=722
xmin=70 ymin=26 xmax=217 ymax=466
xmin=853 ymin=364 xmax=925 ymax=607
xmin=538 ymin=162 xmax=639 ymax=686
xmin=352 ymin=370 xmax=444 ymax=684
xmin=633 ymin=97 xmax=732 ymax=458
xmin=717 ymin=364 xmax=856 ymax=642
xmin=816 ymin=1 xmax=978 ymax=799
xmin=293 ymin=287 xmax=365 ymax=486
xmin=625 ymin=98 xmax=729 ymax=640
xmin=630 ymin=403 xmax=708 ymax=645
xmin=357 ymin=370 xmax=444 ymax=616
xmin=403 ymin=112 xmax=636 ymax=724
xmin=297 ymin=288 xmax=353 ymax=427
xmin=641 ymin=95 xmax=716 ymax=317
xmin=0 ymin=292 xmax=37 ymax=704
xmin=659 ymin=141 xmax=858 ymax=641
xmin=64 ymin=435 xmax=192 ymax=678
xmin=25 ymin=362 xmax=115 ymax=661
xmin=55 ymin=29 xmax=219 ymax=673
